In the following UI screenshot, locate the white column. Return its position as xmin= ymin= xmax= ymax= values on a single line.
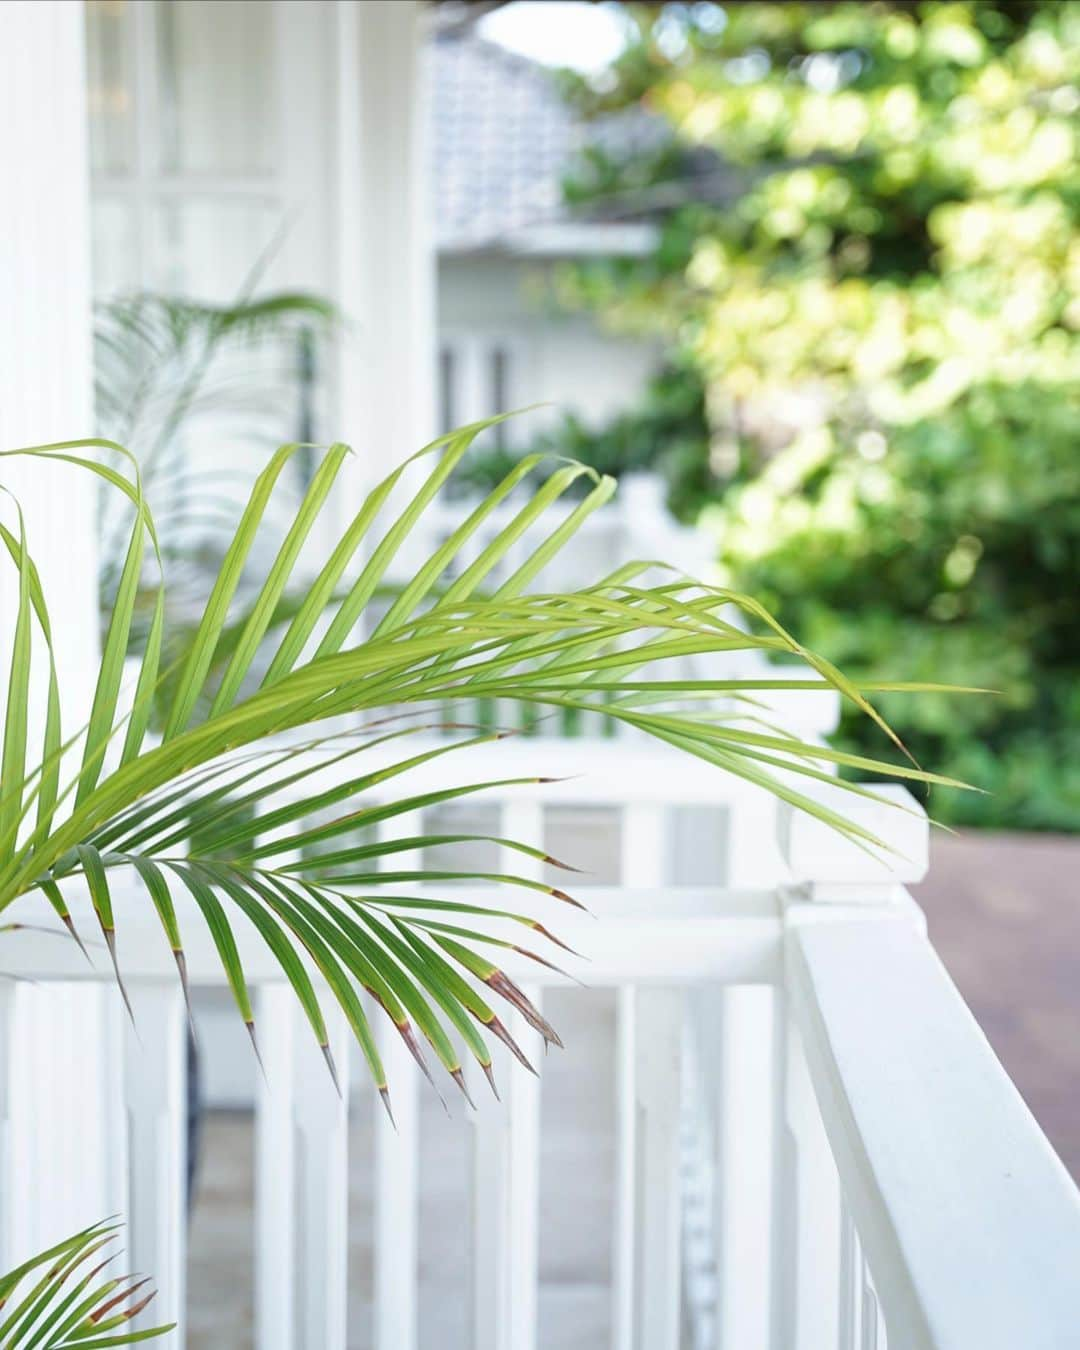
xmin=329 ymin=0 xmax=436 ymax=502
xmin=0 ymin=0 xmax=122 ymax=1273
xmin=0 ymin=0 xmax=99 ymax=709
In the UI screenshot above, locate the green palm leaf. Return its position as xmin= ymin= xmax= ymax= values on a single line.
xmin=0 ymin=419 xmax=970 ymax=1109
xmin=0 ymin=1220 xmax=173 ymax=1347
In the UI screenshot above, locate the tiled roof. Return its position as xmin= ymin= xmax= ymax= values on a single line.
xmin=431 ymin=31 xmax=665 ymax=252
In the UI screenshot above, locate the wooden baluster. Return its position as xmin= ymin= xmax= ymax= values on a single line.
xmin=838 ymin=1201 xmax=862 ymax=1350
xmin=2 ymin=983 xmax=127 ymax=1266
xmin=255 ymin=983 xmax=297 ymax=1350
xmin=124 ymin=982 xmax=187 ymax=1334
xmin=612 ymin=984 xmax=638 ymax=1350
xmin=374 ymin=811 xmax=421 ymax=1350
xmin=715 ymin=984 xmax=776 ymax=1350
xmin=769 ymin=990 xmax=796 ymax=1350
xmin=612 ymin=802 xmax=686 ymax=1350
xmin=374 ymin=1009 xmax=419 ymax=1350
xmin=786 ymin=1012 xmax=842 ymax=1350
xmin=468 ymin=801 xmax=544 ymax=1350
xmin=468 ymin=1001 xmax=542 ymax=1350
xmin=0 ymin=981 xmax=14 ymax=1272
xmin=861 ymin=1280 xmax=881 ymax=1350
xmin=632 ymin=987 xmax=684 ymax=1350
xmin=255 ymin=985 xmax=351 ymax=1350
xmin=726 ymin=783 xmax=784 ymax=889
xmin=294 ymin=1002 xmax=350 ymax=1349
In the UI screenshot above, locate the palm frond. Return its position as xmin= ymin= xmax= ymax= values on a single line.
xmin=0 ymin=418 xmax=971 ymax=1107
xmin=0 ymin=1220 xmax=174 ymax=1346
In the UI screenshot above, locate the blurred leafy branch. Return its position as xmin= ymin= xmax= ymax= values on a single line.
xmin=467 ymin=0 xmax=1079 ymax=830
xmin=94 ymin=287 xmax=337 ymax=618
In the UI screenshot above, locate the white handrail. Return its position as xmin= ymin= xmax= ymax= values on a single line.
xmin=788 ymin=916 xmax=1080 ymax=1350
xmin=0 ymin=884 xmax=782 ymax=988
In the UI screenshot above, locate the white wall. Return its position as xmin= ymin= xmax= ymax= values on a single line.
xmin=438 ymin=254 xmax=660 ymax=444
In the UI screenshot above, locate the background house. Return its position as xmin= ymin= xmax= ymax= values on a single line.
xmin=432 ymin=27 xmax=661 ymax=444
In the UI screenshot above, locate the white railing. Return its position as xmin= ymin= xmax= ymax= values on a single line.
xmin=2 ymin=734 xmax=1080 ymax=1350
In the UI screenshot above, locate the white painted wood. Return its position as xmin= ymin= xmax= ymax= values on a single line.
xmin=786 ymin=1007 xmax=842 ymax=1350
xmin=0 ymin=983 xmax=12 ymax=1270
xmin=612 ymin=984 xmax=638 ymax=1350
xmin=714 ymin=985 xmax=775 ymax=1350
xmin=374 ymin=1016 xmax=420 ymax=1350
xmin=469 ymin=1001 xmax=542 ymax=1350
xmin=469 ymin=814 xmax=546 ymax=1350
xmin=0 ymin=0 xmax=129 ymax=1277
xmin=620 ymin=801 xmax=666 ymax=889
xmin=0 ymin=0 xmax=98 ymax=715
xmin=123 ymin=982 xmax=187 ymax=1335
xmin=255 ymin=983 xmax=298 ymax=1350
xmin=727 ymin=787 xmax=786 ymax=889
xmin=768 ymin=989 xmax=795 ymax=1350
xmin=861 ymin=1281 xmax=882 ymax=1350
xmin=612 ymin=804 xmax=667 ymax=1349
xmin=789 ymin=916 xmax=1080 ymax=1350
xmin=676 ymin=1005 xmax=717 ymax=1350
xmin=632 ymin=987 xmax=684 ymax=1350
xmin=2 ymin=980 xmax=128 ymax=1268
xmin=838 ymin=1204 xmax=865 ymax=1350
xmin=501 ymin=801 xmax=545 ymax=882
xmin=256 ymin=985 xmax=350 ymax=1349
xmin=293 ymin=1002 xmax=350 ymax=1350
xmin=778 ymin=785 xmax=929 ymax=895
xmin=329 ymin=0 xmax=435 ymax=512
xmin=3 ymin=883 xmax=783 ymax=988
xmin=373 ymin=809 xmax=421 ymax=1350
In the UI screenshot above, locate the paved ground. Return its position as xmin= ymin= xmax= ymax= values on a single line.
xmin=914 ymin=831 xmax=1080 ymax=1180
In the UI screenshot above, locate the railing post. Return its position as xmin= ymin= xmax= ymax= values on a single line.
xmin=255 ymin=985 xmax=351 ymax=1350
xmin=374 ymin=812 xmax=421 ymax=1350
xmin=124 ymin=982 xmax=187 ymax=1335
xmin=632 ymin=987 xmax=685 ymax=1350
xmin=467 ymin=803 xmax=545 ymax=1350
xmin=777 ymin=782 xmax=929 ymax=907
xmin=255 ymin=984 xmax=297 ymax=1350
xmin=776 ymin=783 xmax=930 ymax=1350
xmin=293 ymin=1003 xmax=350 ymax=1350
xmin=1 ymin=982 xmax=127 ymax=1269
xmin=468 ymin=1001 xmax=543 ymax=1350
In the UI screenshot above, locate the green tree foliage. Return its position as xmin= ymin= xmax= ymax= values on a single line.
xmin=533 ymin=0 xmax=1080 ymax=829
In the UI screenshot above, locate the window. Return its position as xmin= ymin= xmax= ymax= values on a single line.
xmin=86 ymin=0 xmax=284 ymax=301
xmin=437 ymin=333 xmax=522 ymax=444
xmin=439 ymin=344 xmax=456 ymax=434
xmin=85 ymin=0 xmax=336 ymax=525
xmin=491 ymin=344 xmax=510 ymax=449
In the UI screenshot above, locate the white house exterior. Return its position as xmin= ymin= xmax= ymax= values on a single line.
xmin=432 ymin=28 xmax=661 ymax=443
